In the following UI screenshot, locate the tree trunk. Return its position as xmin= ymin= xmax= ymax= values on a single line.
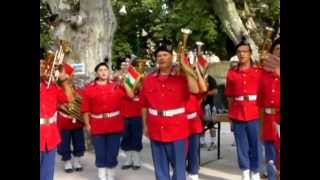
xmin=210 ymin=0 xmax=259 ymax=60
xmin=44 ymin=0 xmax=117 ymax=77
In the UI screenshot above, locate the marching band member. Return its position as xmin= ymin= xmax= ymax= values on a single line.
xmin=140 ymin=41 xmax=200 ymax=180
xmin=185 ymin=54 xmax=208 ymax=180
xmin=56 ymin=61 xmax=86 ymax=173
xmin=81 ymin=62 xmax=134 ymax=180
xmin=57 ymin=87 xmax=86 ymax=173
xmin=225 ymin=38 xmax=262 ymax=180
xmin=258 ymin=38 xmax=280 ymax=180
xmin=40 ymin=50 xmax=74 ymax=180
xmin=120 ymin=86 xmax=143 ymax=170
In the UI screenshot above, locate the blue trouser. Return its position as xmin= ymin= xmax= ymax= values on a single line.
xmin=259 ymin=119 xmax=267 ymax=175
xmin=232 ymin=119 xmax=261 ymax=173
xmin=40 ymin=148 xmax=56 ymax=180
xmin=260 ymin=141 xmax=267 ymax=174
xmin=57 ymin=128 xmax=86 ymax=161
xmin=264 ymin=141 xmax=277 ymax=180
xmin=91 ymin=133 xmax=121 ymax=168
xmin=186 ymin=134 xmax=200 ymax=175
xmin=150 ymin=139 xmax=187 ymax=180
xmin=120 ymin=117 xmax=143 ymax=151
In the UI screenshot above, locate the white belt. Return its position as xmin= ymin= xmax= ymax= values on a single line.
xmin=58 ymin=111 xmax=77 ymax=123
xmin=148 ymin=107 xmax=185 ymax=117
xmin=59 ymin=111 xmax=73 ymax=119
xmin=187 ymin=112 xmax=197 ymax=120
xmin=276 ymin=124 xmax=280 ymax=138
xmin=91 ymin=111 xmax=120 ymax=119
xmin=264 ymin=107 xmax=277 ymax=115
xmin=234 ymin=95 xmax=257 ymax=101
xmin=40 ymin=112 xmax=57 ymax=125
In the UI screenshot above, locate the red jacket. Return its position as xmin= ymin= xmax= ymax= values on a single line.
xmin=258 ymin=70 xmax=280 ymax=141
xmin=81 ymin=81 xmax=126 ymax=135
xmin=140 ymin=69 xmax=190 ymax=142
xmin=225 ymin=66 xmax=262 ymax=121
xmin=40 ymin=81 xmax=67 ymax=152
xmin=121 ymin=95 xmax=142 ymax=118
xmin=186 ymin=94 xmax=204 ymax=134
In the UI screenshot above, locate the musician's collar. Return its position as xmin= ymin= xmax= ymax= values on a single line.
xmin=95 ymin=79 xmax=109 ymax=85
xmin=153 ymin=66 xmax=177 ymax=77
xmin=237 ymin=60 xmax=256 ymax=71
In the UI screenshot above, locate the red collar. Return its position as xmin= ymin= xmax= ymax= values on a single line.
xmin=152 ymin=66 xmax=178 ymax=77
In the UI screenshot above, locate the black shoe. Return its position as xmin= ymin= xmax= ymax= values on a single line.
xmin=260 ymin=173 xmax=268 ymax=179
xmin=75 ymin=167 xmax=83 ymax=172
xmin=121 ymin=164 xmax=133 ymax=170
xmin=64 ymin=168 xmax=74 ymax=173
xmin=132 ymin=165 xmax=141 ymax=170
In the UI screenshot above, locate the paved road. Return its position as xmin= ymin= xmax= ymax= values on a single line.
xmin=54 ymin=122 xmax=243 ymax=180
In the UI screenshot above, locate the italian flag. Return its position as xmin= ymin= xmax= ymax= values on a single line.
xmin=125 ymin=65 xmax=141 ymax=89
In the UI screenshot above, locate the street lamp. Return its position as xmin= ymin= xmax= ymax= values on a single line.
xmin=135 ymin=24 xmax=141 ymax=57
xmin=119 ymin=5 xmax=127 ymax=16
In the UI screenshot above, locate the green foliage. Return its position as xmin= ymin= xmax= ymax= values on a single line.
xmin=236 ymin=0 xmax=280 ymax=31
xmin=269 ymin=0 xmax=280 ymax=23
xmin=112 ymin=35 xmax=133 ymax=63
xmin=39 ymin=0 xmax=279 ymax=62
xmin=111 ymin=0 xmax=159 ymax=63
xmin=111 ymin=0 xmax=282 ymax=60
xmin=111 ymin=0 xmax=232 ymax=60
xmin=40 ymin=33 xmax=53 ymax=51
xmin=40 ymin=1 xmax=54 ymax=51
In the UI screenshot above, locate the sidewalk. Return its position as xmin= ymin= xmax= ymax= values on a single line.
xmin=54 ymin=122 xmax=242 ymax=180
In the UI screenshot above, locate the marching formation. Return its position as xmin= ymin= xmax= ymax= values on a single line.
xmin=40 ymin=31 xmax=280 ymax=180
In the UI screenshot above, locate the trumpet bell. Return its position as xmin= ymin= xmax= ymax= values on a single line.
xmin=196 ymin=41 xmax=204 ymax=47
xmin=135 ymin=59 xmax=147 ymax=74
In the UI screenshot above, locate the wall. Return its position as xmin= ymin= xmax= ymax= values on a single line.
xmin=207 ymin=61 xmax=230 ymax=85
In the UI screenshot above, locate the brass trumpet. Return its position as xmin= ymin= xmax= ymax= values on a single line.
xmin=195 ymin=41 xmax=204 ymax=53
xmin=59 ymin=92 xmax=83 ymax=122
xmin=195 ymin=41 xmax=208 ymax=77
xmin=54 ymin=40 xmax=83 ymax=123
xmin=135 ymin=59 xmax=147 ymax=74
xmin=132 ymin=59 xmax=146 ymax=94
xmin=177 ymin=28 xmax=198 ymax=80
xmin=259 ymin=26 xmax=275 ymax=64
xmin=45 ymin=46 xmax=64 ymax=88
